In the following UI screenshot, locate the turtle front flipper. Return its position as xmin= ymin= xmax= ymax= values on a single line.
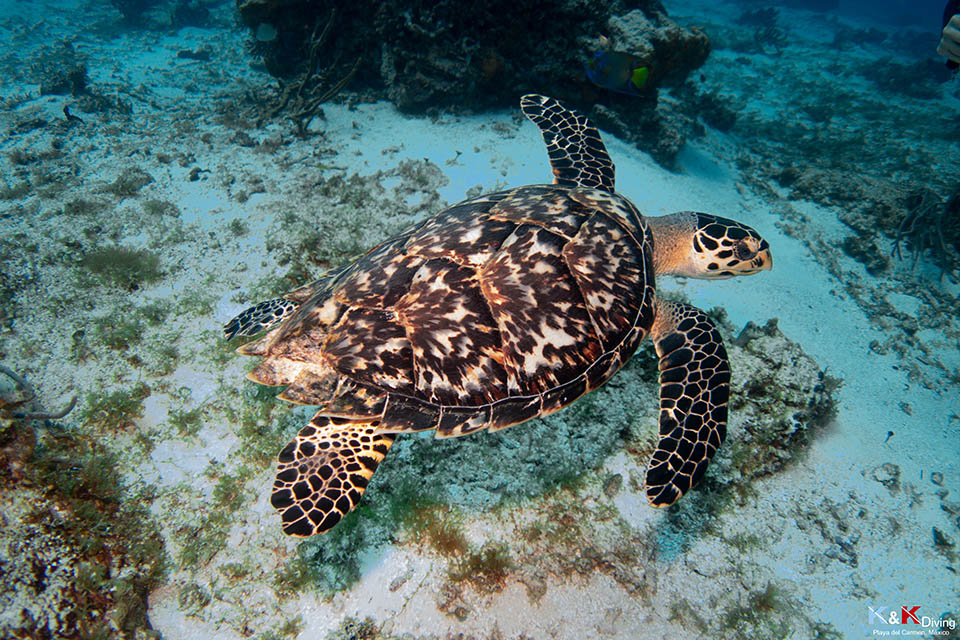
xmin=520 ymin=94 xmax=616 ymax=193
xmin=223 ymin=297 xmax=300 ymax=340
xmin=270 ymin=415 xmax=395 ymax=537
xmin=645 ymin=299 xmax=729 ymax=507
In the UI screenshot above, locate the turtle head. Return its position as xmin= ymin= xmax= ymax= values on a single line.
xmin=650 ymin=212 xmax=772 ymax=279
xmin=690 ymin=213 xmax=772 ymax=279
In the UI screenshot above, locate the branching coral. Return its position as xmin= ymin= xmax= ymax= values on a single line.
xmin=0 ymin=365 xmax=77 ymax=483
xmin=0 ymin=365 xmax=77 ymax=422
xmin=256 ymin=10 xmax=360 ymax=135
xmin=892 ymin=186 xmax=960 ymax=278
xmin=753 ymin=26 xmax=788 ymax=56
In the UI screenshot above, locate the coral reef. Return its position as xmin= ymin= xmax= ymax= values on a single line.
xmin=752 ymin=25 xmax=788 ymax=56
xmin=603 ymin=8 xmax=711 ymax=91
xmin=670 ymin=83 xmax=738 ymax=133
xmin=0 ymin=366 xmax=75 ymax=483
xmin=237 ymin=0 xmax=611 ymax=110
xmin=589 ymin=100 xmax=688 ymax=168
xmin=840 ymin=232 xmax=891 ymax=276
xmin=236 ymin=0 xmax=710 ymax=164
xmin=103 ymin=167 xmax=155 ymax=197
xmin=775 ymin=170 xmax=960 ymax=280
xmin=22 ymin=41 xmax=130 ymax=116
xmin=742 ymin=121 xmax=959 ymax=280
xmin=721 ymin=318 xmax=839 ymax=484
xmin=585 ymin=7 xmax=711 ymax=165
xmin=250 ymin=9 xmax=361 ymax=134
xmin=708 ymin=5 xmax=959 ymax=291
xmin=829 ymin=23 xmax=887 ymax=51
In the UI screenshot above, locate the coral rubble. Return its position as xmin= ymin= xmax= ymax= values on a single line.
xmin=0 ymin=369 xmax=165 ymax=640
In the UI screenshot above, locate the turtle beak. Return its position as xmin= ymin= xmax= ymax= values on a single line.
xmin=734 ymin=237 xmax=772 ymax=275
xmin=756 ymin=240 xmax=772 ymax=271
xmin=754 ymin=242 xmax=773 ymax=272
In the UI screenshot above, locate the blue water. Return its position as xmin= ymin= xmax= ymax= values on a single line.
xmin=838 ymin=0 xmax=947 ymax=26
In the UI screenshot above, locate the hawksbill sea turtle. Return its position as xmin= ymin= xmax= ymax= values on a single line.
xmin=224 ymin=95 xmax=772 ymax=537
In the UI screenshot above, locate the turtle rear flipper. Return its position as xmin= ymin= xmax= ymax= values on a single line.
xmin=270 ymin=415 xmax=395 ymax=537
xmin=224 ymin=297 xmax=299 ymax=340
xmin=645 ymin=300 xmax=729 ymax=507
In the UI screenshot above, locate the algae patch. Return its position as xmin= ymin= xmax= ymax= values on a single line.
xmin=103 ymin=166 xmax=155 ymax=197
xmin=80 ymin=245 xmax=164 ymax=291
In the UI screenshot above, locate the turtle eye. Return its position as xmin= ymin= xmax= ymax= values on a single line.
xmin=734 ymin=239 xmax=758 ymax=261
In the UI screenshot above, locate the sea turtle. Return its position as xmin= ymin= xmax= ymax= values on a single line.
xmin=224 ymin=94 xmax=772 ymax=537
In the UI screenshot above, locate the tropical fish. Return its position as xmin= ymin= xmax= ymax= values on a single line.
xmin=584 ymin=50 xmax=651 ymax=96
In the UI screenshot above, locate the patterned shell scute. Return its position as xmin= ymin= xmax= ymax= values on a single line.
xmin=487 ymin=185 xmax=593 ymax=239
xmin=260 ymin=266 xmax=350 ymax=351
xmin=396 ymin=258 xmax=508 ymax=405
xmin=404 ymin=192 xmax=516 ymax=267
xmin=567 ymin=188 xmax=645 ymax=240
xmin=335 ymin=234 xmax=427 ymax=309
xmin=479 ymin=222 xmax=602 ymax=395
xmin=325 ymin=307 xmax=415 ymax=395
xmin=259 ymin=184 xmax=655 ymax=435
xmin=562 ymin=192 xmax=655 ymax=352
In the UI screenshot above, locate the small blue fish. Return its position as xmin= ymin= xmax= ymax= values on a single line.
xmin=585 ymin=51 xmax=651 ymax=96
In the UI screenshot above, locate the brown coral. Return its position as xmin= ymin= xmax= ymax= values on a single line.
xmin=0 ymin=365 xmax=76 ymax=483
